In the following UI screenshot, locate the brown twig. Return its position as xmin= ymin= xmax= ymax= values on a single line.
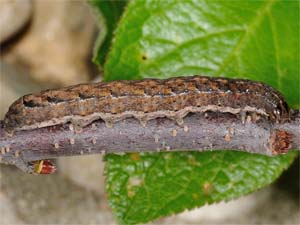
xmin=0 ymin=111 xmax=299 ymax=173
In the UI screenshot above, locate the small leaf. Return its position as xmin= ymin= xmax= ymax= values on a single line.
xmin=89 ymin=0 xmax=127 ymax=68
xmin=106 ymin=151 xmax=296 ymax=224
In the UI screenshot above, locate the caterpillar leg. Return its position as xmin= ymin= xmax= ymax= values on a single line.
xmin=32 ymin=160 xmax=56 ymax=174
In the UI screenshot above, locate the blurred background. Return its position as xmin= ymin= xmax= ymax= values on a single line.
xmin=0 ymin=0 xmax=299 ymax=224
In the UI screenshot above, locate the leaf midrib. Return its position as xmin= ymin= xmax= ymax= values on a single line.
xmin=214 ymin=0 xmax=276 ymax=76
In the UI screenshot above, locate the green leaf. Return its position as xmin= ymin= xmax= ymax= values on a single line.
xmin=104 ymin=0 xmax=299 ymax=108
xmin=106 ymin=151 xmax=296 ymax=224
xmin=89 ymin=0 xmax=127 ymax=68
xmin=101 ymin=0 xmax=299 ymax=224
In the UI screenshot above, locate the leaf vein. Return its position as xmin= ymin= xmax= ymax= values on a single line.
xmin=214 ymin=0 xmax=276 ymax=76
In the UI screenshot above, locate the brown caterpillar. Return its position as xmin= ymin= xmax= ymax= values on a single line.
xmin=3 ymin=75 xmax=290 ymax=133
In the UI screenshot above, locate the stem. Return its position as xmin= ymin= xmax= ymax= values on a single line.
xmin=1 ymin=111 xmax=299 ymax=172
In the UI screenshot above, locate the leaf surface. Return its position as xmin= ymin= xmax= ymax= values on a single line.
xmin=106 ymin=151 xmax=296 ymax=224
xmin=90 ymin=0 xmax=127 ymax=68
xmin=105 ymin=0 xmax=299 ymax=107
